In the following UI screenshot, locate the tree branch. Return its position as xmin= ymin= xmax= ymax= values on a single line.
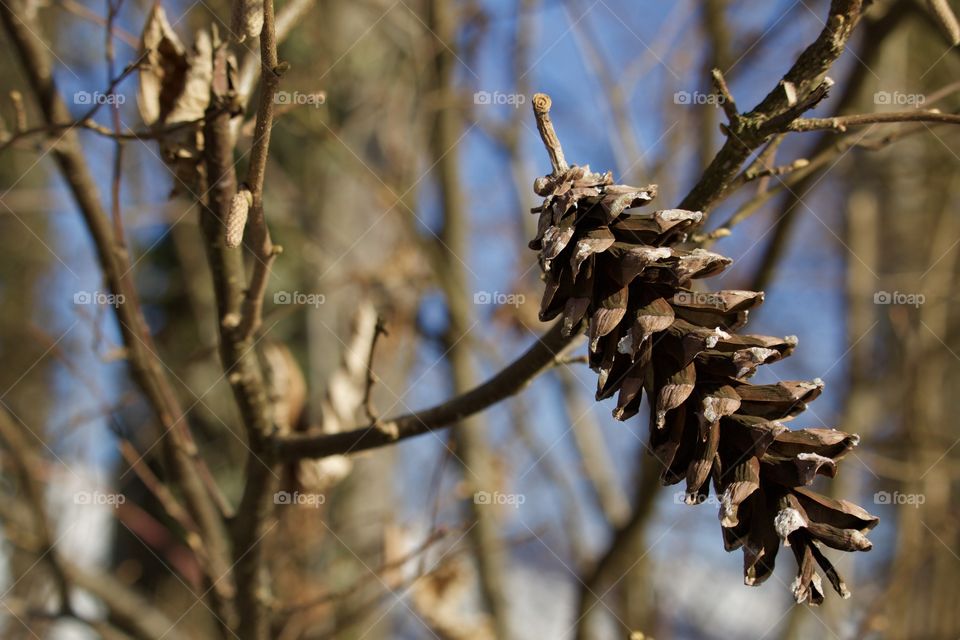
xmin=274 ymin=321 xmax=582 ymax=460
xmin=678 ymin=0 xmax=864 ymax=217
xmin=788 ymin=109 xmax=960 ymax=132
xmin=0 ymin=2 xmax=237 ymax=628
xmin=237 ymin=0 xmax=283 ymax=340
xmin=200 ymin=42 xmax=279 ymax=640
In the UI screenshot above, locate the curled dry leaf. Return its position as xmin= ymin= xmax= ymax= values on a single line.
xmin=138 ymin=4 xmax=211 ymax=126
xmin=137 ymin=4 xmax=213 ymax=195
xmin=262 ymin=340 xmax=307 ymax=431
xmin=296 ymin=302 xmax=379 ymax=493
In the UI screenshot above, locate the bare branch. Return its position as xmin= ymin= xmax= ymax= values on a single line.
xmin=0 ymin=2 xmax=237 ymax=626
xmin=275 ymin=321 xmax=582 ymax=460
xmin=361 ymin=318 xmax=388 ymax=424
xmin=711 ymin=68 xmax=739 ymax=122
xmin=679 ymin=0 xmax=864 ymax=217
xmin=788 ymin=109 xmax=960 ymax=132
xmin=237 ymin=0 xmax=284 ymax=341
xmin=200 ymin=42 xmax=279 ymax=640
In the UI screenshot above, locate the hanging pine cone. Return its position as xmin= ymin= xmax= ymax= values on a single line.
xmin=528 ymin=94 xmax=877 ymax=603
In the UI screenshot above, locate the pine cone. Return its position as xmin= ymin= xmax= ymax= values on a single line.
xmin=530 ymin=161 xmax=877 ymax=603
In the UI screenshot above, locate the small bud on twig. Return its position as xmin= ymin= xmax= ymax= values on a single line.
xmin=10 ymin=91 xmax=26 ymax=133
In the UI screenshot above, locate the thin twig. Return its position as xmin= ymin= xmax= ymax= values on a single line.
xmin=0 ymin=407 xmax=73 ymax=615
xmin=711 ymin=68 xmax=739 ymax=122
xmin=0 ymin=112 xmax=225 ymax=151
xmin=117 ymin=439 xmax=201 ymax=542
xmin=789 ymin=109 xmax=960 ymax=132
xmin=742 ymin=157 xmax=810 ymax=182
xmin=0 ymin=49 xmax=148 ymax=152
xmin=361 ymin=318 xmax=388 ymax=424
xmin=56 ymin=0 xmax=139 ymax=47
xmin=276 ymin=526 xmax=453 ymax=614
xmin=105 ymin=0 xmax=125 ymax=245
xmin=237 ymin=0 xmax=285 ymax=341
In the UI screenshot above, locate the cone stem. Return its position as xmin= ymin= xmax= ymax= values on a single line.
xmin=532 ymin=93 xmax=569 ymax=175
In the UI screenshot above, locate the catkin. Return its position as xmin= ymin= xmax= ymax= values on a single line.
xmin=231 ymin=0 xmax=264 ymax=43
xmin=226 ymin=188 xmax=252 ymax=249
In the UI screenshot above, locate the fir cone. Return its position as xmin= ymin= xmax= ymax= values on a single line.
xmin=529 ymin=157 xmax=877 ymax=602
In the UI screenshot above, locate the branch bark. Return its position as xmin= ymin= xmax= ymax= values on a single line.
xmin=200 ymin=42 xmax=280 ymax=640
xmin=788 ymin=109 xmax=960 ymax=132
xmin=236 ymin=0 xmax=282 ymax=341
xmin=744 ymin=2 xmax=910 ymax=292
xmin=274 ymin=321 xmax=581 ymax=460
xmin=678 ymin=0 xmax=864 ymax=217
